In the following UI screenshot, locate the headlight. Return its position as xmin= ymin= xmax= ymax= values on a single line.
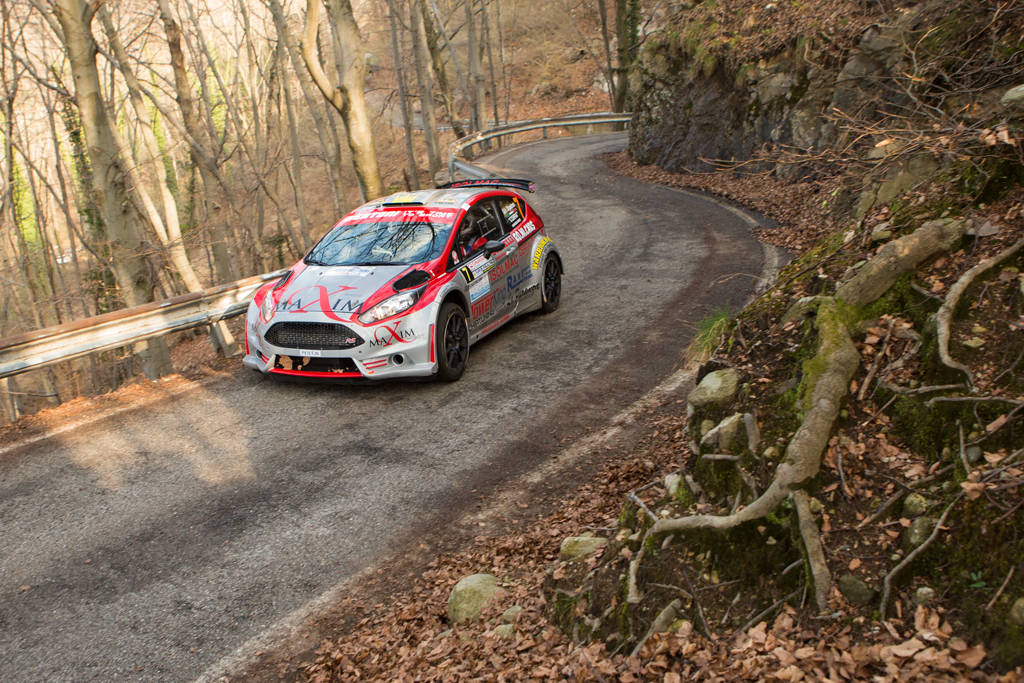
xmin=258 ymin=271 xmax=291 ymax=322
xmin=259 ymin=290 xmax=276 ymax=321
xmin=358 ymin=289 xmax=422 ymax=324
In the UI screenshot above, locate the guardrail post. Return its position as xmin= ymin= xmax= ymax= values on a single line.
xmin=1 ymin=377 xmax=21 ymax=422
xmin=209 ymin=320 xmax=241 ymax=358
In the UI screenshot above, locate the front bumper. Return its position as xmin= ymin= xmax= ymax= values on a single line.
xmin=242 ymin=306 xmax=438 ymax=380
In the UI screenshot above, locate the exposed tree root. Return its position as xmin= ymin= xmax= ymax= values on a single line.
xmin=625 ymin=219 xmax=970 ymax=616
xmin=937 ymin=235 xmax=1024 ymax=387
xmin=793 ymin=490 xmax=831 ymax=613
xmin=879 ymin=495 xmax=961 ymax=621
xmin=626 ymin=298 xmax=859 ymax=603
xmin=631 ymin=599 xmax=681 ymax=656
xmin=835 ymin=218 xmax=967 ymax=307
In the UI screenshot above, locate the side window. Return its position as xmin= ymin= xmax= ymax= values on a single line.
xmin=453 ymin=203 xmax=488 ymax=262
xmin=475 ymin=200 xmax=504 ymax=241
xmin=447 ymin=198 xmax=517 ymax=270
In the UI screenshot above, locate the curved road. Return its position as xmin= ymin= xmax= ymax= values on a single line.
xmin=0 ymin=133 xmax=766 ymax=681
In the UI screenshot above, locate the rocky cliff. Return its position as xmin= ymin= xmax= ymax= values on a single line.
xmin=629 ymin=0 xmax=1024 ymax=200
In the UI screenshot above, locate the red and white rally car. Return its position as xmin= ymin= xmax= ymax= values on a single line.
xmin=242 ymin=179 xmax=563 ymax=381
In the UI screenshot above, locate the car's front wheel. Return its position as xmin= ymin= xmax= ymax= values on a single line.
xmin=540 ymin=257 xmax=562 ymax=314
xmin=435 ymin=301 xmax=469 ymax=381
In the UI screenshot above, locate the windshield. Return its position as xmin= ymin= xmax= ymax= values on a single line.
xmin=305 ymin=212 xmax=455 ymax=267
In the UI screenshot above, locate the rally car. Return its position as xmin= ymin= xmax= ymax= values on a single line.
xmin=242 ymin=178 xmax=562 ymax=381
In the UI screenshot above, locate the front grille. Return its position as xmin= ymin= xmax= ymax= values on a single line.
xmin=265 ymin=322 xmax=363 ymax=350
xmin=274 ymin=355 xmax=359 ymax=373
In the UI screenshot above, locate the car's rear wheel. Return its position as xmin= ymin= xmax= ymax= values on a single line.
xmin=436 ymin=302 xmax=469 ymax=381
xmin=540 ymin=257 xmax=561 ymax=313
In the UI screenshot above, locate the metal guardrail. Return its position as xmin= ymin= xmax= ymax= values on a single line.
xmin=0 ymin=111 xmax=630 ymax=382
xmin=0 ymin=272 xmax=284 ymax=380
xmin=449 ymin=111 xmax=631 ymax=179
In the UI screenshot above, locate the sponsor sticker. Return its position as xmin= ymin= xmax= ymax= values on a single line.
xmin=488 ymin=251 xmax=521 ymax=283
xmin=471 ymin=292 xmax=495 ymax=319
xmin=369 ymin=323 xmax=415 ymax=348
xmin=469 ymin=276 xmax=491 ymax=302
xmin=531 ymin=236 xmax=552 ymax=270
xmin=333 ymin=265 xmax=374 ymax=277
xmin=501 ymin=201 xmax=522 ymax=227
xmin=507 ymin=220 xmax=536 ymax=244
xmin=466 ymin=255 xmax=494 ymax=278
xmin=506 ymin=268 xmax=530 ymax=291
xmin=275 ymin=284 xmax=361 ymax=322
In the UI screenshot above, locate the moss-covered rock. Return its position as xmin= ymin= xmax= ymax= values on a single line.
xmin=560 ymin=536 xmax=609 ymax=562
xmin=448 ymin=574 xmax=503 ymax=625
xmin=688 ymin=368 xmax=740 ymax=410
xmin=838 ymin=573 xmax=877 ymax=605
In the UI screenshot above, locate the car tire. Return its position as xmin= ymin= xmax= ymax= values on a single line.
xmin=540 ymin=256 xmax=562 ymax=314
xmin=435 ymin=301 xmax=469 ymax=381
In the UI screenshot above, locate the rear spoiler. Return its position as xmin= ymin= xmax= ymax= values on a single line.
xmin=436 ymin=178 xmax=535 ymax=193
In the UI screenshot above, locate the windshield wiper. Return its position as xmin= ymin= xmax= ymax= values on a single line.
xmin=349 ymin=261 xmax=396 ymax=266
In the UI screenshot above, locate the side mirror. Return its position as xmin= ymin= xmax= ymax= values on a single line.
xmin=483 ymin=240 xmax=504 ymax=255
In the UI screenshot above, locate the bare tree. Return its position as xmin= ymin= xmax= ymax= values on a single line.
xmin=464 ymin=0 xmax=487 ymax=133
xmin=479 ymin=0 xmax=500 ymax=132
xmin=301 ymin=0 xmax=384 ymax=201
xmin=43 ymin=0 xmax=174 ymax=379
xmin=156 ymin=0 xmax=238 ymax=284
xmin=422 ymin=0 xmax=465 ymax=138
xmin=265 ymin=0 xmax=348 ymax=214
xmin=597 ymin=0 xmax=639 ymax=113
xmin=385 ymin=0 xmax=420 ymax=187
xmin=410 ymin=0 xmax=441 ymax=177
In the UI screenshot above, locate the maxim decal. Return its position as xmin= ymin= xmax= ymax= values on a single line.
xmin=275 ymin=284 xmax=360 ymax=322
xmin=368 ymin=323 xmax=415 ymax=347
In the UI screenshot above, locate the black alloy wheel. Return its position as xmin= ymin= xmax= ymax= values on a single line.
xmin=540 ymin=257 xmax=561 ymax=313
xmin=436 ymin=302 xmax=469 ymax=381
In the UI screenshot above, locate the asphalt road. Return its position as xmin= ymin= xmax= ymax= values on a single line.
xmin=0 ymin=133 xmax=767 ymax=681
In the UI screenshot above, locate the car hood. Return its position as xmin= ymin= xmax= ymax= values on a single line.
xmin=268 ymin=263 xmax=410 ymax=323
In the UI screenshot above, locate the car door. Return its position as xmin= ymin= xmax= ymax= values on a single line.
xmin=455 ymin=198 xmax=518 ymax=334
xmin=491 ymin=194 xmax=537 ymax=315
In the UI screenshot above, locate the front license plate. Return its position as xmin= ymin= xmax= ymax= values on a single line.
xmin=297 ymin=349 xmax=323 ymax=357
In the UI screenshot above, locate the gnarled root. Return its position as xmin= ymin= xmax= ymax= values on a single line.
xmin=627 ymin=298 xmax=858 ymax=603
xmin=835 ymin=218 xmax=967 ymax=306
xmin=793 ymin=489 xmax=831 ymax=613
xmin=937 ymin=236 xmax=1024 ymax=388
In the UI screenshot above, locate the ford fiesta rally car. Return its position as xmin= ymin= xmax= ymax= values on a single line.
xmin=242 ymin=178 xmax=562 ymax=381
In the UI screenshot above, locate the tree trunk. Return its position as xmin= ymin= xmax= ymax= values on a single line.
xmin=612 ymin=0 xmax=638 ymax=113
xmin=51 ymin=0 xmax=173 ymax=379
xmin=597 ymin=0 xmax=616 ymax=111
xmin=410 ymin=0 xmax=441 ymax=178
xmin=156 ymin=0 xmax=237 ymax=283
xmin=279 ymin=39 xmax=313 ymax=248
xmin=464 ymin=0 xmax=487 ymax=134
xmin=386 ymin=0 xmax=420 ymax=187
xmin=266 ymin=0 xmax=347 ymax=215
xmin=480 ymin=0 xmax=500 ymax=134
xmin=422 ymin=0 xmax=465 ymax=138
xmin=301 ymin=0 xmax=384 ymax=201
xmin=494 ymin=0 xmax=511 ymax=121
